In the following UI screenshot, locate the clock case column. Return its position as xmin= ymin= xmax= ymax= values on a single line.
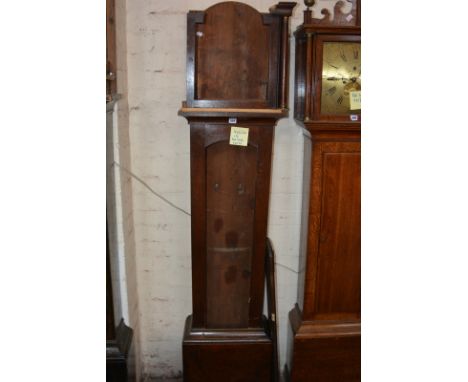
xmin=286 ymin=2 xmax=361 ymax=381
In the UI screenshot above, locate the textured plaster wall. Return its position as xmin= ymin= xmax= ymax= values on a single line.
xmin=111 ymin=0 xmax=143 ymax=380
xmin=114 ymin=0 xmax=346 ymax=380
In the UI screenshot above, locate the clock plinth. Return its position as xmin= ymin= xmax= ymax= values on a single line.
xmin=179 ymin=2 xmax=296 ymax=381
xmin=286 ymin=1 xmax=361 ymax=381
xmin=287 ymin=305 xmax=360 ymax=381
xmin=183 ymin=317 xmax=274 ymax=381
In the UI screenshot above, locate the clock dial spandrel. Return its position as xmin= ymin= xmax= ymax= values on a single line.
xmin=321 ymin=42 xmax=361 ymax=116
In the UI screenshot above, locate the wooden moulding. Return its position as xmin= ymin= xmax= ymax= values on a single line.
xmin=299 ymin=120 xmax=361 ymax=133
xmin=304 ymin=0 xmax=360 ymax=27
xmin=184 ymin=315 xmax=271 ymax=343
xmin=269 ymin=2 xmax=297 ymax=16
xmin=289 ymin=304 xmax=360 ymax=337
xmin=178 ymin=104 xmax=288 ymax=119
xmin=269 ymin=2 xmax=297 ymax=108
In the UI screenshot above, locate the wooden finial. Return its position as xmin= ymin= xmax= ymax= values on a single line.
xmin=304 ymin=0 xmax=314 ymax=23
xmin=304 ymin=0 xmax=315 ymax=9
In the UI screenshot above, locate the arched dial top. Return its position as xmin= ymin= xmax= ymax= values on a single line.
xmin=320 ymin=42 xmax=361 ymax=116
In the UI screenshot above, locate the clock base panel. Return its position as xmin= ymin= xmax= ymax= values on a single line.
xmin=287 ymin=306 xmax=361 ymax=382
xmin=182 ymin=315 xmax=274 ymax=382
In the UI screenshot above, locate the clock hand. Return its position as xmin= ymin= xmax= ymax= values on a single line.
xmin=324 ymin=72 xmax=349 ymax=81
xmin=324 ymin=71 xmax=360 ymax=83
xmin=323 ymin=76 xmax=348 ymax=84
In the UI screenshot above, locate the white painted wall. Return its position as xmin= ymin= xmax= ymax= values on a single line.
xmin=112 ymin=0 xmax=345 ymax=380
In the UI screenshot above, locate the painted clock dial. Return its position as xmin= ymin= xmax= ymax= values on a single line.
xmin=320 ymin=42 xmax=361 ymax=115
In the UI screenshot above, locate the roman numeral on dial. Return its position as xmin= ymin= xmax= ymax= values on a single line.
xmin=327 ymin=86 xmax=337 ymax=96
xmin=340 ymin=49 xmax=347 ymax=62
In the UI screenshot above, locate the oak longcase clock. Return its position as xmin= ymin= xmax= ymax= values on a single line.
xmin=287 ymin=1 xmax=361 ymax=381
xmin=179 ymin=2 xmax=296 ymax=381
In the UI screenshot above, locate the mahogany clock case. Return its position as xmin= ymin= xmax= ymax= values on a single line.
xmin=286 ymin=1 xmax=361 ymax=381
xmin=287 ymin=130 xmax=361 ymax=382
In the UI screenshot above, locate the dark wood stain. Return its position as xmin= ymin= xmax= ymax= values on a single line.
xmin=106 ymin=0 xmax=117 ymax=97
xmin=213 ymin=218 xmax=223 ymax=233
xmin=183 ymin=315 xmax=273 ymax=382
xmin=225 ymin=231 xmax=239 ymax=248
xmin=196 ymin=3 xmax=270 ymax=102
xmin=224 ymin=266 xmax=238 ymax=284
xmin=185 ymin=2 xmax=286 ymax=108
xmin=184 ymin=342 xmax=272 ymax=382
xmin=186 ymin=121 xmax=280 ymax=329
xmin=206 ymin=140 xmax=257 ymax=328
xmin=180 ymin=2 xmax=297 ymax=380
xmin=106 ymin=219 xmax=115 ymax=340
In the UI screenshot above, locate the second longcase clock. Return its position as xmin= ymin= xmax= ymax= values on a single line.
xmin=287 ymin=1 xmax=361 ymax=381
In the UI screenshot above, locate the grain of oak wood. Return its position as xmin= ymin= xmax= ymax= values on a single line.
xmin=180 ymin=2 xmax=296 ymax=381
xmin=187 ymin=121 xmax=275 ymax=329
